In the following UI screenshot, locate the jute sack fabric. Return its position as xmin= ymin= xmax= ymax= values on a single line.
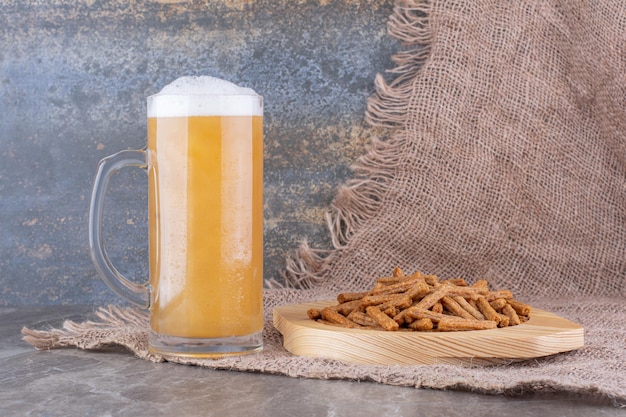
xmin=23 ymin=0 xmax=626 ymax=406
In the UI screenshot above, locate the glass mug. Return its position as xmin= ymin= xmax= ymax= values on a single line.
xmin=88 ymin=76 xmax=264 ymax=358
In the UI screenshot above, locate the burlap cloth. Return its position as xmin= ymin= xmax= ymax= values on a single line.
xmin=23 ymin=0 xmax=625 ymax=407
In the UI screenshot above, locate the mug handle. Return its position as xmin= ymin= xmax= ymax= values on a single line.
xmin=88 ymin=149 xmax=150 ymax=308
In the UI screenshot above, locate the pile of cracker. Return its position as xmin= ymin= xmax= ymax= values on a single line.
xmin=307 ymin=268 xmax=530 ymax=332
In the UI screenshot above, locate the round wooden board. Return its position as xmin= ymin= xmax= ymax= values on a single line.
xmin=272 ymin=300 xmax=584 ymax=366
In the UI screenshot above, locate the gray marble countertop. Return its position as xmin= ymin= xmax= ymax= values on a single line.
xmin=1 ymin=306 xmax=621 ymax=417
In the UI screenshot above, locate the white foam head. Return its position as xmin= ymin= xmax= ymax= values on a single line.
xmin=147 ymin=76 xmax=262 ymax=118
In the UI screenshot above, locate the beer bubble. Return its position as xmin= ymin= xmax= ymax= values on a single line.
xmin=148 ymin=76 xmax=262 ymax=118
xmin=157 ymin=76 xmax=257 ymax=96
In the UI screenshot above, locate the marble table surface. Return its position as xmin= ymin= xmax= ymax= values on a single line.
xmin=1 ymin=306 xmax=622 ymax=417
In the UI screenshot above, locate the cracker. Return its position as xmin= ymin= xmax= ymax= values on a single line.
xmin=370 ymin=279 xmax=421 ymax=296
xmin=495 ymin=312 xmax=510 ymax=327
xmin=486 ymin=289 xmax=514 ymax=301
xmin=307 ymin=308 xmax=321 ymax=320
xmin=378 ymin=295 xmax=413 ymax=312
xmin=405 ymin=280 xmax=429 ymax=300
xmin=337 ymin=291 xmax=368 ymax=304
xmin=347 ymin=310 xmax=381 ymax=328
xmin=333 ymin=299 xmax=362 ymax=316
xmin=440 ymin=295 xmax=476 ymax=320
xmin=475 ymin=296 xmax=501 ymax=323
xmin=453 ymin=295 xmax=485 ymax=320
xmin=471 ymin=279 xmax=489 ymax=288
xmin=443 ymin=278 xmax=467 ymax=286
xmin=437 ymin=316 xmax=498 ymax=331
xmin=321 ymin=307 xmax=361 ymax=328
xmin=489 ymin=298 xmax=508 ymax=311
xmin=360 ymin=293 xmax=405 ymax=308
xmin=413 ymin=286 xmax=449 ymax=310
xmin=502 ymin=303 xmax=522 ymax=326
xmin=365 ymin=305 xmax=400 ymax=331
xmin=407 ymin=317 xmax=434 ymax=331
xmin=508 ymin=299 xmax=531 ymax=316
xmin=424 ymin=274 xmax=440 ymax=286
xmin=431 ymin=301 xmax=444 ymax=314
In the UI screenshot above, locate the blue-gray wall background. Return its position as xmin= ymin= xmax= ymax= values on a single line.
xmin=0 ymin=0 xmax=399 ymax=305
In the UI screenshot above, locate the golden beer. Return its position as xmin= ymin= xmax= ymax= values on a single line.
xmin=147 ymin=114 xmax=264 ymax=341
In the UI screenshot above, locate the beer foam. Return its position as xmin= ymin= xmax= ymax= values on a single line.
xmin=148 ymin=76 xmax=262 ymax=118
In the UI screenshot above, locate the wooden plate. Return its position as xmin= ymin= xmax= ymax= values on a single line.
xmin=273 ymin=300 xmax=584 ymax=366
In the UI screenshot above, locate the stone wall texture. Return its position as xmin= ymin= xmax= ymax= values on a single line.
xmin=0 ymin=0 xmax=398 ymax=305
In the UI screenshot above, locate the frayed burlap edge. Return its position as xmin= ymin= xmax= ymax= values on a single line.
xmin=21 ymin=306 xmax=158 ymax=361
xmin=281 ymin=0 xmax=431 ymax=290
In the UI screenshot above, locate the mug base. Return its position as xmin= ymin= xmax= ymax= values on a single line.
xmin=148 ymin=330 xmax=263 ymax=359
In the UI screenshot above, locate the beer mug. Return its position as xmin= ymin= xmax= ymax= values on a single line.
xmin=88 ymin=76 xmax=264 ymax=358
